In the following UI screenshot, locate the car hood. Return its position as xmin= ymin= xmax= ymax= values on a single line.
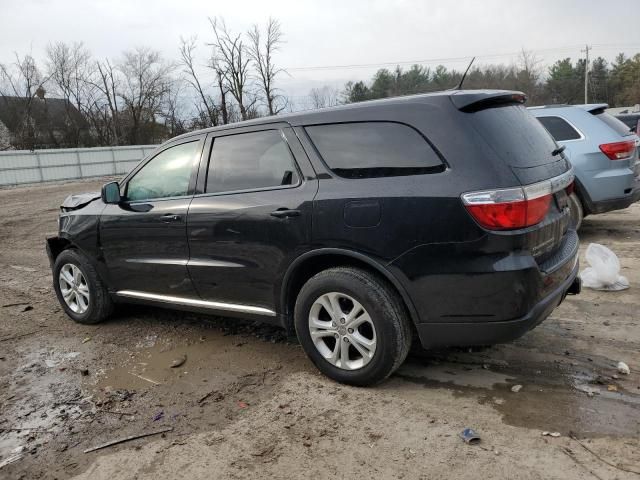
xmin=61 ymin=191 xmax=101 ymax=211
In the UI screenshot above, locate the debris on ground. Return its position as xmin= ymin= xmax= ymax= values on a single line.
xmin=198 ymin=390 xmax=225 ymax=404
xmin=617 ymin=362 xmax=630 ymax=375
xmin=0 ymin=446 xmax=25 ymax=469
xmin=105 ymin=389 xmax=135 ymax=403
xmin=83 ymin=428 xmax=173 ymax=453
xmin=170 ymin=354 xmax=187 ymax=368
xmin=607 ymin=385 xmax=618 ymax=392
xmin=542 ymin=431 xmax=561 ymax=437
xmin=459 ymin=428 xmax=481 ymax=444
xmin=511 ymin=385 xmax=522 ymax=393
xmin=82 ymin=337 xmax=91 ymax=344
xmin=152 ymin=411 xmax=164 ymax=422
xmin=581 ymin=243 xmax=630 ymax=291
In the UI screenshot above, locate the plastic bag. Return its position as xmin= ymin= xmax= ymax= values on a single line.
xmin=580 ymin=243 xmax=629 ymax=291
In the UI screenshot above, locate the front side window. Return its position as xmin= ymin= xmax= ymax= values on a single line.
xmin=206 ymin=130 xmax=300 ymax=193
xmin=305 ymin=122 xmax=443 ymax=179
xmin=126 ymin=141 xmax=200 ymax=201
xmin=537 ymin=116 xmax=581 ymax=142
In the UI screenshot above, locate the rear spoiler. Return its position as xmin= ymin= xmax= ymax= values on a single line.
xmin=450 ymin=90 xmax=527 ymax=113
xmin=577 ymin=103 xmax=609 ymax=115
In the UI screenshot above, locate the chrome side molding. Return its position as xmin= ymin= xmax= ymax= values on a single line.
xmin=115 ymin=290 xmax=276 ymax=316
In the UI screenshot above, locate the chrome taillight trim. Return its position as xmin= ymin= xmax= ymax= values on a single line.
xmin=461 ymin=168 xmax=574 ymax=205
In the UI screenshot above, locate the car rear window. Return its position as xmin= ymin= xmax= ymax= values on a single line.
xmin=594 ymin=111 xmax=634 ymax=137
xmin=305 ymin=122 xmax=444 ymax=179
xmin=468 ymin=105 xmax=559 ymax=168
xmin=537 ymin=116 xmax=582 ymax=141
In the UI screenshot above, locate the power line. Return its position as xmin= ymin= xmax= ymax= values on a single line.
xmin=284 ymin=43 xmax=640 ymax=72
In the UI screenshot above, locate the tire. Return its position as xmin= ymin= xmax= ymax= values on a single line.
xmin=53 ymin=249 xmax=113 ymax=324
xmin=568 ymin=193 xmax=584 ymax=230
xmin=294 ymin=267 xmax=412 ymax=386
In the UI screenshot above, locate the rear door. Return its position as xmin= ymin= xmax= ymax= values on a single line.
xmin=186 ymin=125 xmax=317 ymax=315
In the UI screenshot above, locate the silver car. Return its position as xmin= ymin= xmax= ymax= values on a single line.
xmin=529 ymin=104 xmax=640 ymax=228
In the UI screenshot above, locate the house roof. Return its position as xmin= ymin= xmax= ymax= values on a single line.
xmin=0 ymin=95 xmax=88 ymax=133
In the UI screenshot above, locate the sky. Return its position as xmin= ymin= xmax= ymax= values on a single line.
xmin=1 ymin=0 xmax=640 ymax=100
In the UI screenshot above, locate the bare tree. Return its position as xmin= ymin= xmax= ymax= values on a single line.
xmin=163 ymin=81 xmax=187 ymax=137
xmin=0 ymin=52 xmax=48 ymax=148
xmin=117 ymin=47 xmax=174 ymax=144
xmin=248 ymin=18 xmax=285 ymax=115
xmin=46 ymin=41 xmax=93 ymax=146
xmin=91 ymin=59 xmax=121 ymax=145
xmin=208 ymin=17 xmax=255 ymax=121
xmin=309 ymin=86 xmax=339 ymax=109
xmin=516 ymin=49 xmax=542 ymax=103
xmin=46 ymin=42 xmax=91 ymax=112
xmin=179 ymin=36 xmax=218 ymax=126
xmin=209 ymin=54 xmax=229 ymax=124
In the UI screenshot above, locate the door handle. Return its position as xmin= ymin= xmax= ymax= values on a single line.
xmin=270 ymin=208 xmax=301 ymax=218
xmin=160 ymin=213 xmax=181 ymax=223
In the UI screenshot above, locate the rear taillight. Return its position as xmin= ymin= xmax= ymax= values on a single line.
xmin=461 ymin=170 xmax=574 ymax=231
xmin=599 ymin=140 xmax=636 ymax=160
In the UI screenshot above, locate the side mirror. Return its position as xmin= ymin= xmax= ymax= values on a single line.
xmin=101 ymin=181 xmax=121 ymax=204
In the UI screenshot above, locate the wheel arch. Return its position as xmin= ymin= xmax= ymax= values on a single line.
xmin=46 ymin=235 xmax=75 ymax=267
xmin=280 ymin=248 xmax=419 ymax=332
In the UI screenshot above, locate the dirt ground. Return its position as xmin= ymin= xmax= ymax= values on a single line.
xmin=0 ymin=178 xmax=639 ymax=480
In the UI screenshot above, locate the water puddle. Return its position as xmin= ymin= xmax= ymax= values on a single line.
xmin=397 ymin=356 xmax=640 ymax=437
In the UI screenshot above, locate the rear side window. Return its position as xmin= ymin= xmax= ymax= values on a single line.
xmin=305 ymin=122 xmax=443 ymax=179
xmin=537 ymin=116 xmax=582 ymax=141
xmin=594 ymin=112 xmax=634 ymax=137
xmin=206 ymin=130 xmax=300 ymax=193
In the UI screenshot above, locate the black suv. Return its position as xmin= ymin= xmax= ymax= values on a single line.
xmin=47 ymin=90 xmax=581 ymax=386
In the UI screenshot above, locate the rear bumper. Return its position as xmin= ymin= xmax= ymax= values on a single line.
xmin=389 ymin=228 xmax=580 ymax=349
xmin=415 ymin=261 xmax=580 ymax=348
xmin=586 ymin=175 xmax=640 ymax=214
xmin=578 ymin=164 xmax=640 ymax=214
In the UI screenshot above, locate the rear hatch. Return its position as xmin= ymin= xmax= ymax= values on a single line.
xmin=452 ymin=92 xmax=574 ymax=267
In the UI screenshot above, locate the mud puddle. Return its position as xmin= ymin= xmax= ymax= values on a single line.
xmin=93 ymin=328 xmax=308 ymax=394
xmin=398 ymin=354 xmax=640 ymax=437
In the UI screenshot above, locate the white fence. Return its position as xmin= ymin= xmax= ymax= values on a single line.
xmin=0 ymin=145 xmax=159 ymax=187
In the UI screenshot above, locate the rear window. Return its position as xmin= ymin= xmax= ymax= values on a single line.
xmin=594 ymin=111 xmax=634 ymax=137
xmin=615 ymin=115 xmax=638 ymax=130
xmin=537 ymin=116 xmax=582 ymax=141
xmin=468 ymin=105 xmax=559 ymax=168
xmin=305 ymin=122 xmax=443 ymax=179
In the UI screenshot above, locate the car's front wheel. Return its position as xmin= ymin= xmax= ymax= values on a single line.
xmin=294 ymin=267 xmax=412 ymax=386
xmin=53 ymin=249 xmax=113 ymax=324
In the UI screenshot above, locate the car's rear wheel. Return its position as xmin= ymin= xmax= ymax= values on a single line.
xmin=53 ymin=249 xmax=113 ymax=324
xmin=294 ymin=267 xmax=412 ymax=386
xmin=568 ymin=193 xmax=584 ymax=230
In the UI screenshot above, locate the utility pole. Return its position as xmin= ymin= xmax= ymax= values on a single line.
xmin=582 ymin=44 xmax=591 ymax=104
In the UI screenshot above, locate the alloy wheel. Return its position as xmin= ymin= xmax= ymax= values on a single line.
xmin=308 ymin=292 xmax=377 ymax=370
xmin=59 ymin=263 xmax=90 ymax=314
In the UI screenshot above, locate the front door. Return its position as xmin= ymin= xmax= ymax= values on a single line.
xmin=187 ymin=126 xmax=318 ymax=314
xmin=100 ymin=137 xmax=204 ymax=296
